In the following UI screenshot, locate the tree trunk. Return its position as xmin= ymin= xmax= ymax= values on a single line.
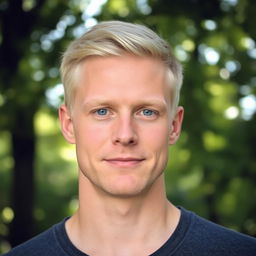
xmin=8 ymin=109 xmax=36 ymax=246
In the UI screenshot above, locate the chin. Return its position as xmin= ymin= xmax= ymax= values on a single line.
xmin=103 ymin=181 xmax=152 ymax=198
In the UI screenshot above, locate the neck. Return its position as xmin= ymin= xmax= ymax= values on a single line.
xmin=65 ymin=172 xmax=180 ymax=256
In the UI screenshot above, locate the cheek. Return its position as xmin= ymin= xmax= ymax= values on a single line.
xmin=141 ymin=123 xmax=170 ymax=148
xmin=75 ymin=122 xmax=110 ymax=148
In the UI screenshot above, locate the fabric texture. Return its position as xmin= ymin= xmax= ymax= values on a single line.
xmin=3 ymin=207 xmax=256 ymax=256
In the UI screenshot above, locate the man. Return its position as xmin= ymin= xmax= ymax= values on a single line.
xmin=4 ymin=21 xmax=256 ymax=256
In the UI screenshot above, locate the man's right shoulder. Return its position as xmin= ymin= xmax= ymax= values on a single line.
xmin=2 ymin=221 xmax=64 ymax=256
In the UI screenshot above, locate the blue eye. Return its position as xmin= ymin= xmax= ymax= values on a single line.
xmin=96 ymin=108 xmax=108 ymax=115
xmin=142 ymin=109 xmax=154 ymax=116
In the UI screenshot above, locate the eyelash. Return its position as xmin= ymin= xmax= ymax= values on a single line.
xmin=92 ymin=108 xmax=112 ymax=119
xmin=137 ymin=108 xmax=159 ymax=119
xmin=140 ymin=109 xmax=157 ymax=116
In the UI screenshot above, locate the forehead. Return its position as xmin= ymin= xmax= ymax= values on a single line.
xmin=74 ymin=55 xmax=173 ymax=106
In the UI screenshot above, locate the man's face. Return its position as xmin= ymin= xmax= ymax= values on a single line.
xmin=60 ymin=55 xmax=183 ymax=198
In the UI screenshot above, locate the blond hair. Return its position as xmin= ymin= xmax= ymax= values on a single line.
xmin=60 ymin=21 xmax=182 ymax=111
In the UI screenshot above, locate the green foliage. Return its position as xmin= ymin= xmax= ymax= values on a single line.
xmin=0 ymin=0 xmax=256 ymax=252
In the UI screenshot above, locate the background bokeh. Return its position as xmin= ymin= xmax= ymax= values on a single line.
xmin=0 ymin=0 xmax=256 ymax=253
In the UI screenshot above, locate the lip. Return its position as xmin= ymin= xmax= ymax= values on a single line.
xmin=103 ymin=157 xmax=145 ymax=167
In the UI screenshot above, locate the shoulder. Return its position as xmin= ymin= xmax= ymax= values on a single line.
xmin=2 ymin=221 xmax=65 ymax=256
xmin=181 ymin=208 xmax=256 ymax=255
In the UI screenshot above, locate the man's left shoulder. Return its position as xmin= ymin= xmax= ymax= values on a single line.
xmin=190 ymin=211 xmax=256 ymax=255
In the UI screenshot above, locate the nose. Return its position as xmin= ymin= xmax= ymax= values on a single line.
xmin=112 ymin=115 xmax=138 ymax=146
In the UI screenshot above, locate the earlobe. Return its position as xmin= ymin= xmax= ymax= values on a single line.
xmin=59 ymin=104 xmax=76 ymax=144
xmin=169 ymin=106 xmax=184 ymax=145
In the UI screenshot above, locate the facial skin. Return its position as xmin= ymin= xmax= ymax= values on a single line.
xmin=59 ymin=54 xmax=183 ymax=198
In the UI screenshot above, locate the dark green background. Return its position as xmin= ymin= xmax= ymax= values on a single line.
xmin=0 ymin=0 xmax=256 ymax=253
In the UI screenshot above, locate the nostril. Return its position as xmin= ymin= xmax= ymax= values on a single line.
xmin=128 ymin=138 xmax=135 ymax=144
xmin=114 ymin=136 xmax=137 ymax=146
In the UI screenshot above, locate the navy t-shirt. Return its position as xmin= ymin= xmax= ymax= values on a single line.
xmin=3 ymin=207 xmax=256 ymax=255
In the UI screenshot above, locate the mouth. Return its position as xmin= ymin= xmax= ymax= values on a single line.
xmin=103 ymin=157 xmax=145 ymax=168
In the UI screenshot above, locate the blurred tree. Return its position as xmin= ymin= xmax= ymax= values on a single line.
xmin=0 ymin=0 xmax=81 ymax=247
xmin=0 ymin=0 xmax=45 ymax=246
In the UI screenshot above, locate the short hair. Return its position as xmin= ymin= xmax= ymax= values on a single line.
xmin=60 ymin=20 xmax=183 ymax=113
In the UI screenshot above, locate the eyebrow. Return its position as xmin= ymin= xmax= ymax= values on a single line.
xmin=82 ymin=99 xmax=115 ymax=110
xmin=82 ymin=98 xmax=168 ymax=110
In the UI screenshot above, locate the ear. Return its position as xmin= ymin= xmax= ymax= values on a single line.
xmin=59 ymin=104 xmax=76 ymax=144
xmin=169 ymin=106 xmax=184 ymax=145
